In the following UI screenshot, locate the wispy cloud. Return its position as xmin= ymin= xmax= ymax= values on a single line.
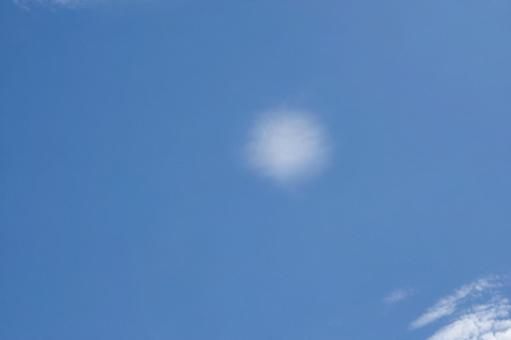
xmin=13 ymin=0 xmax=124 ymax=9
xmin=246 ymin=109 xmax=331 ymax=185
xmin=15 ymin=0 xmax=85 ymax=8
xmin=411 ymin=276 xmax=511 ymax=340
xmin=383 ymin=288 xmax=415 ymax=304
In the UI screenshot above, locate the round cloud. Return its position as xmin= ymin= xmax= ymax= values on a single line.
xmin=246 ymin=109 xmax=330 ymax=184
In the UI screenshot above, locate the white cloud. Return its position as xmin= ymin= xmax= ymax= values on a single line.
xmin=411 ymin=276 xmax=511 ymax=340
xmin=384 ymin=288 xmax=415 ymax=304
xmin=411 ymin=277 xmax=500 ymax=329
xmin=429 ymin=298 xmax=511 ymax=340
xmin=246 ymin=109 xmax=330 ymax=185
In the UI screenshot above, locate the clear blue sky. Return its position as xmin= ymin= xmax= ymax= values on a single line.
xmin=1 ymin=1 xmax=511 ymax=339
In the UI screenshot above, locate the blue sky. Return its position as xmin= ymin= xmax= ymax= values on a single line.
xmin=1 ymin=1 xmax=511 ymax=339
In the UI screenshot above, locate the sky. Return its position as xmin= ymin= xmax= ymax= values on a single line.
xmin=1 ymin=0 xmax=511 ymax=339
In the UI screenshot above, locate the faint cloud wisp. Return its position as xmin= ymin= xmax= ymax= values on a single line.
xmin=384 ymin=288 xmax=415 ymax=304
xmin=246 ymin=109 xmax=331 ymax=185
xmin=15 ymin=0 xmax=84 ymax=7
xmin=13 ymin=0 xmax=128 ymax=9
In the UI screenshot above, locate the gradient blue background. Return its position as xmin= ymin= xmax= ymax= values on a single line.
xmin=1 ymin=1 xmax=511 ymax=339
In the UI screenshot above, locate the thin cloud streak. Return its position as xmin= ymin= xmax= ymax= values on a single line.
xmin=13 ymin=0 xmax=139 ymax=8
xmin=15 ymin=0 xmax=85 ymax=7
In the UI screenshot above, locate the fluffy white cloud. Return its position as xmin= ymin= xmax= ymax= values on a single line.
xmin=411 ymin=277 xmax=499 ymax=329
xmin=384 ymin=288 xmax=415 ymax=304
xmin=411 ymin=276 xmax=511 ymax=340
xmin=246 ymin=109 xmax=330 ymax=184
xmin=429 ymin=299 xmax=511 ymax=340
